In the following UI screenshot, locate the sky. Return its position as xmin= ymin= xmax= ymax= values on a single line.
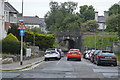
xmin=7 ymin=0 xmax=120 ymax=18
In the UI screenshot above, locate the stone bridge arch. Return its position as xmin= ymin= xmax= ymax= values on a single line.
xmin=55 ymin=32 xmax=84 ymax=52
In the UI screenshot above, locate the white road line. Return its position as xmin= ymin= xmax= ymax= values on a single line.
xmin=21 ymin=61 xmax=44 ymax=71
xmin=56 ymin=58 xmax=62 ymax=65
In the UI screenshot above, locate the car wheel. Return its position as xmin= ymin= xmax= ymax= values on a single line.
xmin=44 ymin=58 xmax=48 ymax=61
xmin=94 ymin=59 xmax=97 ymax=64
xmin=97 ymin=61 xmax=100 ymax=66
xmin=78 ymin=58 xmax=81 ymax=61
xmin=113 ymin=63 xmax=117 ymax=66
xmin=67 ymin=58 xmax=69 ymax=61
xmin=56 ymin=58 xmax=60 ymax=60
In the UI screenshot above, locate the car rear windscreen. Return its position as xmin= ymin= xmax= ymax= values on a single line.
xmin=101 ymin=52 xmax=115 ymax=56
xmin=70 ymin=51 xmax=79 ymax=53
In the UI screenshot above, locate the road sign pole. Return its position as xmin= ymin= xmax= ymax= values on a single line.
xmin=20 ymin=35 xmax=23 ymax=65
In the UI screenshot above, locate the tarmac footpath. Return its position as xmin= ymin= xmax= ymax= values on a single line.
xmin=1 ymin=56 xmax=44 ymax=71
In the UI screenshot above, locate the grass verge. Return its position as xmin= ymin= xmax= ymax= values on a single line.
xmin=116 ymin=53 xmax=120 ymax=62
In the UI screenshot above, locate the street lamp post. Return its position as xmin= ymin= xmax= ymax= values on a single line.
xmin=20 ymin=0 xmax=24 ymax=65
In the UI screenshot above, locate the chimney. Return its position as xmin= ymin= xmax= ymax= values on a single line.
xmin=104 ymin=11 xmax=109 ymax=20
xmin=95 ymin=12 xmax=98 ymax=22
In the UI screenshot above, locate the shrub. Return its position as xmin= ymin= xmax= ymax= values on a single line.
xmin=2 ymin=33 xmax=26 ymax=55
xmin=24 ymin=31 xmax=55 ymax=50
xmin=7 ymin=24 xmax=20 ymax=40
xmin=4 ymin=33 xmax=19 ymax=42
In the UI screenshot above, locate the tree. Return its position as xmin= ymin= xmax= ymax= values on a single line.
xmin=79 ymin=5 xmax=95 ymax=22
xmin=7 ymin=24 xmax=20 ymax=40
xmin=45 ymin=1 xmax=79 ymax=32
xmin=108 ymin=4 xmax=120 ymax=16
xmin=105 ymin=14 xmax=120 ymax=32
xmin=29 ymin=27 xmax=44 ymax=34
xmin=81 ymin=20 xmax=99 ymax=32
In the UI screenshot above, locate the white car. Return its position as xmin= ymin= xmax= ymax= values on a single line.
xmin=44 ymin=50 xmax=61 ymax=61
xmin=58 ymin=49 xmax=64 ymax=57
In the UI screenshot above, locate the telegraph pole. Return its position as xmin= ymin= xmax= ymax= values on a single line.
xmin=20 ymin=0 xmax=24 ymax=65
xmin=22 ymin=0 xmax=23 ymax=16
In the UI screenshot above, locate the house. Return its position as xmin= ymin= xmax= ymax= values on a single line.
xmin=18 ymin=16 xmax=48 ymax=33
xmin=39 ymin=18 xmax=47 ymax=33
xmin=95 ymin=11 xmax=109 ymax=30
xmin=118 ymin=1 xmax=120 ymax=5
xmin=4 ymin=2 xmax=19 ymax=37
xmin=0 ymin=0 xmax=4 ymax=39
xmin=18 ymin=16 xmax=41 ymax=29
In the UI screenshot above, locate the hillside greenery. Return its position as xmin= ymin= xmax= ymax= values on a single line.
xmin=83 ymin=32 xmax=118 ymax=49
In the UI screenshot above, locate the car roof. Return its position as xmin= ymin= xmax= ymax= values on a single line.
xmin=70 ymin=49 xmax=79 ymax=51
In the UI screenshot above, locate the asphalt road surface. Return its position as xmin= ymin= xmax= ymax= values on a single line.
xmin=2 ymin=57 xmax=119 ymax=80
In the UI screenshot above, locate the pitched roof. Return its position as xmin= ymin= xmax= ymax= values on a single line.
xmin=4 ymin=2 xmax=18 ymax=13
xmin=18 ymin=16 xmax=40 ymax=25
xmin=98 ymin=16 xmax=105 ymax=23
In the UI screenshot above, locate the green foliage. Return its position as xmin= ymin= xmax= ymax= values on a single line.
xmin=4 ymin=33 xmax=19 ymax=42
xmin=45 ymin=1 xmax=80 ymax=32
xmin=115 ymin=53 xmax=120 ymax=62
xmin=26 ymin=27 xmax=44 ymax=34
xmin=83 ymin=33 xmax=118 ymax=49
xmin=8 ymin=24 xmax=20 ymax=40
xmin=45 ymin=1 xmax=96 ymax=33
xmin=107 ymin=3 xmax=120 ymax=40
xmin=81 ymin=20 xmax=99 ymax=32
xmin=105 ymin=14 xmax=120 ymax=32
xmin=53 ymin=39 xmax=59 ymax=48
xmin=2 ymin=33 xmax=26 ymax=55
xmin=79 ymin=5 xmax=95 ymax=22
xmin=24 ymin=31 xmax=55 ymax=49
xmin=108 ymin=4 xmax=120 ymax=16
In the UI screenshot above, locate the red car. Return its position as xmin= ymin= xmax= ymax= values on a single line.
xmin=67 ymin=49 xmax=82 ymax=61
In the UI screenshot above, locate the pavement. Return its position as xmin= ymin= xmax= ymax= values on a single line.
xmin=1 ymin=56 xmax=44 ymax=71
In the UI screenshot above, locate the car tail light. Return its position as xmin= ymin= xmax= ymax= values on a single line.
xmin=77 ymin=52 xmax=80 ymax=55
xmin=98 ymin=56 xmax=104 ymax=58
xmin=56 ymin=52 xmax=59 ymax=54
xmin=68 ymin=52 xmax=71 ymax=54
xmin=97 ymin=55 xmax=104 ymax=58
xmin=113 ymin=56 xmax=117 ymax=59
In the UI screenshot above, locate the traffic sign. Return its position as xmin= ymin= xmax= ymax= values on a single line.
xmin=20 ymin=30 xmax=24 ymax=36
xmin=18 ymin=21 xmax=26 ymax=30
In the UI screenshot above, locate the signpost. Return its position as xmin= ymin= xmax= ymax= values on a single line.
xmin=18 ymin=21 xmax=26 ymax=65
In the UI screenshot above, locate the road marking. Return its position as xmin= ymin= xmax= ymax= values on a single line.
xmin=93 ymin=69 xmax=118 ymax=73
xmin=21 ymin=61 xmax=44 ymax=71
xmin=102 ymin=73 xmax=118 ymax=78
xmin=56 ymin=59 xmax=62 ymax=65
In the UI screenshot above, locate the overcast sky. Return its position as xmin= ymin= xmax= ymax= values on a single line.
xmin=7 ymin=0 xmax=120 ymax=18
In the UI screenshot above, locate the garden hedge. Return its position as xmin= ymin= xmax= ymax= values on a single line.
xmin=2 ymin=33 xmax=26 ymax=55
xmin=24 ymin=31 xmax=55 ymax=50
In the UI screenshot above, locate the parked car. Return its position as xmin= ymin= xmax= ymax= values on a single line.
xmin=45 ymin=48 xmax=64 ymax=57
xmin=85 ymin=50 xmax=93 ymax=59
xmin=44 ymin=49 xmax=61 ymax=61
xmin=94 ymin=51 xmax=117 ymax=66
xmin=83 ymin=50 xmax=88 ymax=58
xmin=90 ymin=50 xmax=101 ymax=63
xmin=58 ymin=49 xmax=64 ymax=57
xmin=67 ymin=49 xmax=82 ymax=61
